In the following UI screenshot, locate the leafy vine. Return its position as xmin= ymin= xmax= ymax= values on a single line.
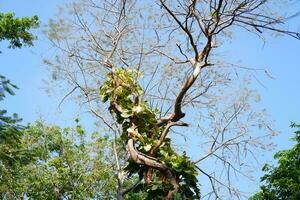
xmin=100 ymin=68 xmax=200 ymax=199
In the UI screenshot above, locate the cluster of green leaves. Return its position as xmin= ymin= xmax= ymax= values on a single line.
xmin=250 ymin=123 xmax=300 ymax=200
xmin=0 ymin=12 xmax=38 ymax=49
xmin=100 ymin=68 xmax=200 ymax=199
xmin=1 ymin=120 xmax=118 ymax=199
xmin=0 ymin=74 xmax=18 ymax=100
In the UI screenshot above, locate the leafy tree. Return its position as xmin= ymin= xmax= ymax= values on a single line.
xmin=44 ymin=0 xmax=300 ymax=199
xmin=14 ymin=121 xmax=117 ymax=199
xmin=0 ymin=12 xmax=38 ymax=50
xmin=0 ymin=117 xmax=122 ymax=199
xmin=250 ymin=123 xmax=300 ymax=200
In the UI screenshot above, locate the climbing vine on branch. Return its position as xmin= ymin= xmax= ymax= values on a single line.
xmin=100 ymin=68 xmax=200 ymax=199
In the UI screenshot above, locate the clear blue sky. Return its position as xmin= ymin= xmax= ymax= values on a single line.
xmin=0 ymin=0 xmax=95 ymax=130
xmin=1 ymin=0 xmax=300 ymax=197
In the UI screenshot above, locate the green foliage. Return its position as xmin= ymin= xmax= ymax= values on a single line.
xmin=0 ymin=120 xmax=118 ymax=199
xmin=0 ymin=75 xmax=27 ymax=171
xmin=0 ymin=75 xmax=20 ymax=125
xmin=0 ymin=12 xmax=39 ymax=49
xmin=100 ymin=68 xmax=200 ymax=199
xmin=249 ymin=123 xmax=300 ymax=200
xmin=0 ymin=75 xmax=18 ymax=100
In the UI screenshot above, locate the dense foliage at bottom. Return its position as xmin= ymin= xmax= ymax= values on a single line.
xmin=250 ymin=123 xmax=300 ymax=200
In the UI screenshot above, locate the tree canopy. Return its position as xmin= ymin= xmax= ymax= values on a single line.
xmin=1 ymin=120 xmax=119 ymax=199
xmin=250 ymin=123 xmax=300 ymax=200
xmin=0 ymin=12 xmax=38 ymax=50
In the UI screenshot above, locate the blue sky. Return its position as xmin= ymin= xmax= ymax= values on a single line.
xmin=0 ymin=0 xmax=91 ymax=129
xmin=1 ymin=0 xmax=300 ymax=197
xmin=225 ymin=29 xmax=300 ymax=147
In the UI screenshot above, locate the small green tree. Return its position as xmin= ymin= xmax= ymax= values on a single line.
xmin=250 ymin=123 xmax=300 ymax=200
xmin=18 ymin=121 xmax=117 ymax=199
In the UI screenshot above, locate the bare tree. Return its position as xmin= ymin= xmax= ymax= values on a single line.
xmin=44 ymin=0 xmax=299 ymax=199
